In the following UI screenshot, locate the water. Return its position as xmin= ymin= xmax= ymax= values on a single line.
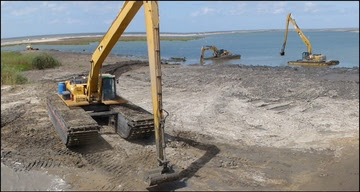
xmin=1 ymin=31 xmax=359 ymax=68
xmin=1 ymin=163 xmax=70 ymax=191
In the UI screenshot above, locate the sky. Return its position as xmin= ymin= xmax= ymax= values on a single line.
xmin=1 ymin=1 xmax=359 ymax=38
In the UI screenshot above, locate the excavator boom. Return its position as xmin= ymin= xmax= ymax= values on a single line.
xmin=87 ymin=1 xmax=143 ymax=102
xmin=280 ymin=13 xmax=312 ymax=56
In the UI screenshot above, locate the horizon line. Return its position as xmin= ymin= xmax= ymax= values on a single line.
xmin=1 ymin=27 xmax=359 ymax=40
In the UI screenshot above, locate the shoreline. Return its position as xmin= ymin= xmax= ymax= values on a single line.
xmin=2 ymin=28 xmax=358 ymax=46
xmin=1 ymin=33 xmax=204 ymax=46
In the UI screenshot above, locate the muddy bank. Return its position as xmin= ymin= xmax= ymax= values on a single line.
xmin=1 ymin=50 xmax=359 ymax=191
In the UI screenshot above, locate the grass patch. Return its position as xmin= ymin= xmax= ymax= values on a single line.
xmin=1 ymin=62 xmax=27 ymax=85
xmin=1 ymin=51 xmax=61 ymax=85
xmin=1 ymin=51 xmax=33 ymax=71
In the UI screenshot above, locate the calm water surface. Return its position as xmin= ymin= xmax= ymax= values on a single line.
xmin=1 ymin=31 xmax=359 ymax=68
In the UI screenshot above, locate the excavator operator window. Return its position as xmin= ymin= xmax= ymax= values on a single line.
xmin=102 ymin=78 xmax=116 ymax=100
xmin=302 ymin=52 xmax=310 ymax=59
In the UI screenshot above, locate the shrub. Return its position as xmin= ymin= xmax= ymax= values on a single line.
xmin=31 ymin=53 xmax=61 ymax=69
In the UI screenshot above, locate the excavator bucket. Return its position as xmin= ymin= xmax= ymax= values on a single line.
xmin=144 ymin=165 xmax=180 ymax=186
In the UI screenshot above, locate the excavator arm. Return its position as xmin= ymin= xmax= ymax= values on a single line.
xmin=280 ymin=13 xmax=312 ymax=56
xmin=87 ymin=1 xmax=143 ymax=102
xmin=200 ymin=45 xmax=219 ymax=62
xmin=143 ymin=0 xmax=168 ymax=174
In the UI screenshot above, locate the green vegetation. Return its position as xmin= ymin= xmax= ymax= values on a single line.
xmin=31 ymin=52 xmax=61 ymax=69
xmin=1 ymin=51 xmax=61 ymax=85
xmin=35 ymin=37 xmax=102 ymax=45
xmin=1 ymin=61 xmax=27 ymax=85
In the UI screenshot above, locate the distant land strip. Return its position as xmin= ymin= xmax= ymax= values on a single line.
xmin=1 ymin=28 xmax=358 ymax=46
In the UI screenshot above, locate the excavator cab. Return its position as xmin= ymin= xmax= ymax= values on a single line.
xmin=101 ymin=74 xmax=116 ymax=101
xmin=302 ymin=52 xmax=310 ymax=60
xmin=312 ymin=54 xmax=327 ymax=61
xmin=302 ymin=52 xmax=327 ymax=61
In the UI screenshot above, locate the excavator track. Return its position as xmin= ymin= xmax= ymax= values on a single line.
xmin=46 ymin=94 xmax=101 ymax=147
xmin=46 ymin=93 xmax=154 ymax=147
xmin=288 ymin=60 xmax=339 ymax=66
xmin=111 ymin=103 xmax=154 ymax=140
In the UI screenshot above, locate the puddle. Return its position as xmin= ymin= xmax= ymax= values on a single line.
xmin=1 ymin=163 xmax=70 ymax=191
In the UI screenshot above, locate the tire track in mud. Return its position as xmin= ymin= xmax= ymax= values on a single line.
xmin=1 ymin=87 xmax=86 ymax=172
xmin=1 ymin=103 xmax=27 ymax=128
xmin=63 ymin=133 xmax=158 ymax=191
xmin=22 ymin=158 xmax=62 ymax=171
xmin=1 ymin=150 xmax=63 ymax=172
xmin=78 ymin=148 xmax=151 ymax=191
xmin=84 ymin=152 xmax=127 ymax=191
xmin=1 ymin=144 xmax=86 ymax=171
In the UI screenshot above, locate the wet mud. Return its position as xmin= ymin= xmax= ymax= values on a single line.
xmin=1 ymin=50 xmax=359 ymax=191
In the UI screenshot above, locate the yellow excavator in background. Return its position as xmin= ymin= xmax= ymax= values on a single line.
xmin=46 ymin=1 xmax=178 ymax=186
xmin=200 ymin=45 xmax=240 ymax=63
xmin=26 ymin=44 xmax=39 ymax=50
xmin=280 ymin=13 xmax=339 ymax=66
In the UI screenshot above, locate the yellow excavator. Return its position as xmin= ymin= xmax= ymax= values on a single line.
xmin=280 ymin=13 xmax=339 ymax=66
xmin=200 ymin=45 xmax=240 ymax=63
xmin=26 ymin=45 xmax=39 ymax=50
xmin=46 ymin=1 xmax=178 ymax=186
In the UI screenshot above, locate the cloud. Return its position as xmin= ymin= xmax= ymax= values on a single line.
xmin=273 ymin=2 xmax=286 ymax=14
xmin=49 ymin=19 xmax=60 ymax=24
xmin=256 ymin=2 xmax=286 ymax=14
xmin=47 ymin=17 xmax=83 ymax=25
xmin=104 ymin=19 xmax=113 ymax=25
xmin=69 ymin=1 xmax=120 ymax=17
xmin=191 ymin=7 xmax=215 ymax=17
xmin=304 ymin=2 xmax=319 ymax=13
xmin=228 ymin=2 xmax=247 ymax=15
xmin=74 ymin=1 xmax=109 ymax=13
xmin=42 ymin=2 xmax=65 ymax=11
xmin=65 ymin=18 xmax=83 ymax=25
xmin=189 ymin=2 xmax=248 ymax=17
xmin=42 ymin=2 xmax=56 ymax=8
xmin=11 ymin=6 xmax=38 ymax=16
xmin=202 ymin=7 xmax=215 ymax=15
